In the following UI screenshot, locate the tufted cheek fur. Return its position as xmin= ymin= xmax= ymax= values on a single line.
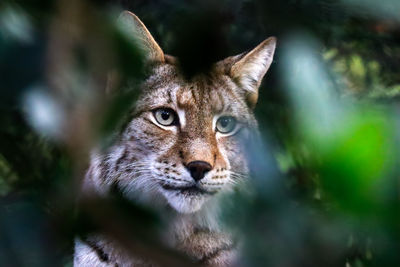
xmin=77 ymin=11 xmax=276 ymax=267
xmin=83 ymin=62 xmax=255 ymax=213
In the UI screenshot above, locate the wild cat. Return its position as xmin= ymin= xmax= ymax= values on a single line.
xmin=74 ymin=11 xmax=276 ymax=266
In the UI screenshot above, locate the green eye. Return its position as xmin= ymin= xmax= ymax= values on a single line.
xmin=216 ymin=116 xmax=237 ymax=134
xmin=153 ymin=108 xmax=178 ymax=126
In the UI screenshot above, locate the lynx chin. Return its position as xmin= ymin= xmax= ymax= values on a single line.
xmin=74 ymin=10 xmax=276 ymax=267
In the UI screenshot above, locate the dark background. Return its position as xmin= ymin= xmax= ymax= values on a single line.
xmin=1 ymin=0 xmax=400 ymax=266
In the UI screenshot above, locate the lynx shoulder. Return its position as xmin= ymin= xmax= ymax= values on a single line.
xmin=74 ymin=11 xmax=276 ymax=267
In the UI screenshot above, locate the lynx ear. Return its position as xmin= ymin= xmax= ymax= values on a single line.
xmin=118 ymin=11 xmax=165 ymax=63
xmin=230 ymin=37 xmax=276 ymax=108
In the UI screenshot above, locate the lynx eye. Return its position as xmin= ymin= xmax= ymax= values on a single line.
xmin=153 ymin=108 xmax=178 ymax=126
xmin=216 ymin=116 xmax=237 ymax=134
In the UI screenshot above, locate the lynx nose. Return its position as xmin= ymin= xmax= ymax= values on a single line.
xmin=186 ymin=161 xmax=212 ymax=182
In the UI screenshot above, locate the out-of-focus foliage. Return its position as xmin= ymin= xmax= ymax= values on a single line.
xmin=1 ymin=0 xmax=400 ymax=266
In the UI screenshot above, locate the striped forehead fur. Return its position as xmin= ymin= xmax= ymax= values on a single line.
xmin=76 ymin=11 xmax=276 ymax=266
xmin=137 ymin=63 xmax=253 ymax=123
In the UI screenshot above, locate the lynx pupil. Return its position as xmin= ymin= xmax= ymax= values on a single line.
xmin=161 ymin=110 xmax=170 ymax=120
xmin=216 ymin=116 xmax=236 ymax=134
xmin=220 ymin=118 xmax=229 ymax=127
xmin=154 ymin=108 xmax=177 ymax=126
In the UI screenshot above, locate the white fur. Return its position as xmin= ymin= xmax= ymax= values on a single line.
xmin=161 ymin=188 xmax=208 ymax=213
xmin=74 ymin=238 xmax=109 ymax=267
xmin=177 ymin=108 xmax=186 ymax=128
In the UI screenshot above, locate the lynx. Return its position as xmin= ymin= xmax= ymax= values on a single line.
xmin=74 ymin=11 xmax=276 ymax=266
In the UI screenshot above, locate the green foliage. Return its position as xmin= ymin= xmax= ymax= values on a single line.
xmin=1 ymin=0 xmax=400 ymax=266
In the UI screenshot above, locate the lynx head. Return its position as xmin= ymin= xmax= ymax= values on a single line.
xmin=86 ymin=11 xmax=276 ymax=214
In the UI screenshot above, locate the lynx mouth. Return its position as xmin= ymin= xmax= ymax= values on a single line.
xmin=161 ymin=184 xmax=216 ymax=196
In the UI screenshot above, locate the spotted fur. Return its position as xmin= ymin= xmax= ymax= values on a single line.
xmin=74 ymin=11 xmax=276 ymax=267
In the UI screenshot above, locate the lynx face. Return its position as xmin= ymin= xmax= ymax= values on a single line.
xmin=115 ymin=65 xmax=258 ymax=213
xmin=84 ymin=11 xmax=276 ymax=214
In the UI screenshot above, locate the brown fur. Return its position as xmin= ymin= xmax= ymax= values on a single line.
xmin=74 ymin=11 xmax=276 ymax=266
